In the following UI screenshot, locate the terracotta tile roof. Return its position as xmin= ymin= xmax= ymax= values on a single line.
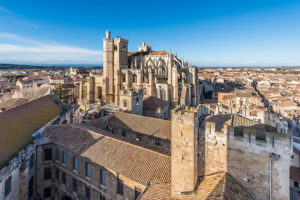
xmin=128 ymin=50 xmax=168 ymax=57
xmin=0 ymin=95 xmax=62 ymax=168
xmin=290 ymin=166 xmax=300 ymax=182
xmin=91 ymin=112 xmax=171 ymax=140
xmin=222 ymin=94 xmax=236 ymax=100
xmin=235 ymin=90 xmax=252 ymax=98
xmin=205 ymin=115 xmax=232 ymax=132
xmin=232 ymin=114 xmax=259 ymax=127
xmin=204 ymin=114 xmax=277 ymax=138
xmin=0 ymin=98 xmax=28 ymax=110
xmin=41 ymin=124 xmax=171 ymax=186
xmin=279 ymin=101 xmax=297 ymax=107
xmin=143 ymin=96 xmax=169 ymax=110
xmin=140 ymin=172 xmax=255 ymax=200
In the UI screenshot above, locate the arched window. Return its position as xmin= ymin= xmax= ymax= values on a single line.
xmin=132 ymin=74 xmax=137 ymax=83
xmin=97 ymin=87 xmax=102 ymax=99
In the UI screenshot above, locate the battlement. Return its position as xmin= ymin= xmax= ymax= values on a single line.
xmin=120 ymin=89 xmax=143 ymax=97
xmin=202 ymin=115 xmax=291 ymax=200
xmin=172 ymin=104 xmax=203 ymax=114
xmin=204 ymin=119 xmax=292 ymax=154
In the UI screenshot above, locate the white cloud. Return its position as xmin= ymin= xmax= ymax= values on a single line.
xmin=0 ymin=33 xmax=101 ymax=64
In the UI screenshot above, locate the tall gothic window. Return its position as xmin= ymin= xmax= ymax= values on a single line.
xmin=132 ymin=74 xmax=137 ymax=83
xmin=161 ymin=89 xmax=166 ymax=101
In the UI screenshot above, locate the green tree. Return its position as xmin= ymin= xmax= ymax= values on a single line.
xmin=53 ymin=85 xmax=70 ymax=103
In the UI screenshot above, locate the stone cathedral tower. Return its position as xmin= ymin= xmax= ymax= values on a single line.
xmin=103 ymin=30 xmax=128 ymax=103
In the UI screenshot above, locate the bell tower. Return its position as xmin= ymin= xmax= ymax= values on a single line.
xmin=103 ymin=31 xmax=128 ymax=103
xmin=103 ymin=30 xmax=114 ymax=103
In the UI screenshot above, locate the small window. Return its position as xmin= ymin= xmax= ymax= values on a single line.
xmin=117 ymin=178 xmax=123 ymax=195
xmin=73 ymin=156 xmax=78 ymax=171
xmin=29 ymin=154 xmax=34 ymax=169
xmin=100 ymin=169 xmax=106 ymax=186
xmin=73 ymin=178 xmax=78 ymax=193
xmin=114 ymin=45 xmax=118 ymax=51
xmin=44 ymin=187 xmax=51 ymax=198
xmin=62 ymin=172 xmax=66 ymax=185
xmin=62 ymin=151 xmax=66 ymax=164
xmin=155 ymin=138 xmax=161 ymax=146
xmin=56 ymin=148 xmax=60 ymax=161
xmin=135 ymin=187 xmax=142 ymax=200
xmin=4 ymin=176 xmax=11 ymax=197
xmin=121 ymin=130 xmax=126 ymax=137
xmin=136 ymin=134 xmax=142 ymax=141
xmin=86 ymin=162 xmax=91 ymax=178
xmin=123 ymin=100 xmax=127 ymax=107
xmin=44 ymin=167 xmax=52 ymax=180
xmin=294 ymin=181 xmax=299 ymax=189
xmin=86 ymin=186 xmax=90 ymax=200
xmin=55 ymin=168 xmax=59 ymax=181
xmin=44 ymin=148 xmax=52 ymax=161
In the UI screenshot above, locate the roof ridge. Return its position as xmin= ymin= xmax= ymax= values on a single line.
xmin=0 ymin=95 xmax=53 ymax=115
xmin=80 ymin=124 xmax=171 ymax=159
xmin=117 ymin=112 xmax=171 ymax=123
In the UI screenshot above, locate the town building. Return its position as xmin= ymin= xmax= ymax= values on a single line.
xmin=78 ymin=31 xmax=201 ymax=111
xmin=0 ymin=94 xmax=81 ymax=200
xmin=35 ymin=104 xmax=292 ymax=200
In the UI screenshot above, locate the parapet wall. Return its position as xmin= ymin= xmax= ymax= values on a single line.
xmin=201 ymin=121 xmax=291 ymax=200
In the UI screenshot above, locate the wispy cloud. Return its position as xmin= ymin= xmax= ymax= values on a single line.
xmin=31 ymin=24 xmax=39 ymax=29
xmin=0 ymin=6 xmax=15 ymax=15
xmin=0 ymin=33 xmax=101 ymax=64
xmin=0 ymin=5 xmax=39 ymax=29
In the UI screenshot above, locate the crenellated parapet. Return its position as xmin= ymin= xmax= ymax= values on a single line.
xmin=203 ymin=115 xmax=292 ymax=154
xmin=200 ymin=114 xmax=292 ymax=200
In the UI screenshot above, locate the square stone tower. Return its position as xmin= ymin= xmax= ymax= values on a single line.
xmin=103 ymin=30 xmax=114 ymax=103
xmin=103 ymin=31 xmax=128 ymax=103
xmin=171 ymin=105 xmax=200 ymax=196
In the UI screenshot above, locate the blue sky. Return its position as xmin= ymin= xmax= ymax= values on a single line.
xmin=0 ymin=0 xmax=300 ymax=66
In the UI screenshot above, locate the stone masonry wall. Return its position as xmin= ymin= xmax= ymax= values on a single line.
xmin=171 ymin=106 xmax=200 ymax=196
xmin=199 ymin=122 xmax=291 ymax=200
xmin=36 ymin=143 xmax=146 ymax=200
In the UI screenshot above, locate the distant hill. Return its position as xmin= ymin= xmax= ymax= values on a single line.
xmin=0 ymin=63 xmax=102 ymax=70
